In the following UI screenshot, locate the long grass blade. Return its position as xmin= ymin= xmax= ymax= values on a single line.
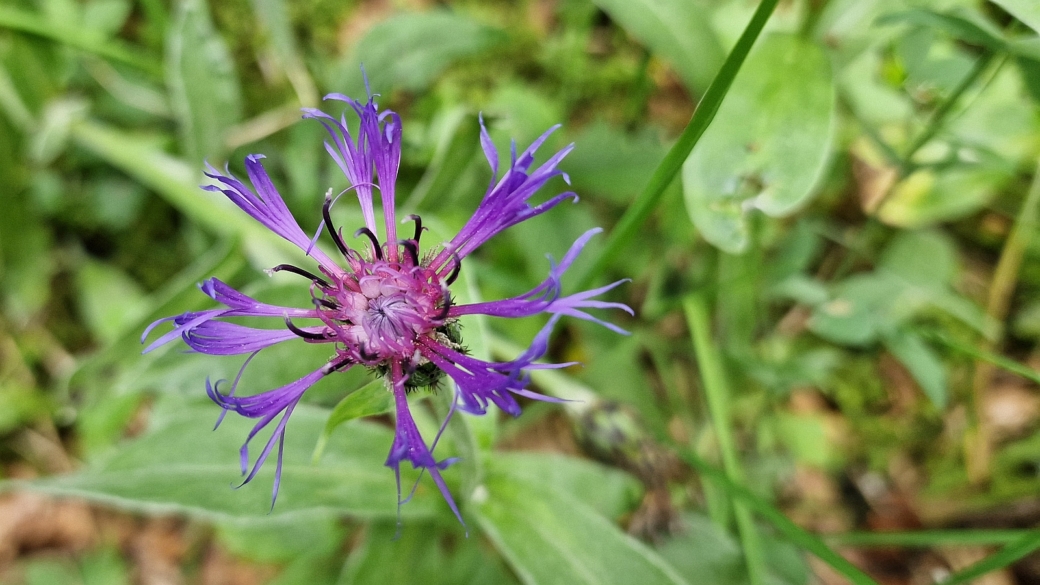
xmin=574 ymin=0 xmax=781 ymax=289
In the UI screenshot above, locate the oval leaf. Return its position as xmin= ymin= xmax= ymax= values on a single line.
xmin=682 ymin=34 xmax=835 ymax=253
xmin=11 ymin=404 xmax=437 ymax=520
xmin=474 ymin=460 xmax=687 ymax=585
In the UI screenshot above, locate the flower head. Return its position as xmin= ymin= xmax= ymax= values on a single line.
xmin=142 ymin=91 xmax=631 ymax=526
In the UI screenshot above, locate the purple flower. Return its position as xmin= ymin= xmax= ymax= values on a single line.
xmin=142 ymin=92 xmax=631 ymax=526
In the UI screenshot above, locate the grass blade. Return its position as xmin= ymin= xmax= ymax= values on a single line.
xmin=943 ymin=531 xmax=1040 ymax=585
xmin=0 ymin=6 xmax=161 ymax=76
xmin=678 ymin=450 xmax=879 ymax=585
xmin=683 ymin=294 xmax=767 ymax=585
xmin=574 ymin=0 xmax=781 ymax=289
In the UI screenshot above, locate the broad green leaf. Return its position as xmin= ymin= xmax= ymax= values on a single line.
xmin=165 ymin=0 xmax=242 ymax=165
xmin=878 ymin=167 xmax=1009 ymax=227
xmin=489 ymin=453 xmax=641 ymax=519
xmin=994 ymin=0 xmax=1040 ymax=35
xmin=217 ymin=515 xmax=346 ymax=563
xmin=339 ymin=521 xmax=517 ymax=585
xmin=591 ymin=0 xmax=724 ymax=93
xmin=883 ymin=329 xmax=948 ymax=408
xmin=808 ymin=273 xmax=905 ymax=346
xmin=339 ymin=11 xmax=503 ymax=95
xmin=682 ymin=34 xmax=835 ymax=253
xmin=877 ymin=230 xmax=958 ymax=290
xmin=474 ymin=457 xmax=686 ymax=585
xmin=312 ymin=379 xmax=391 ymax=463
xmin=9 ymin=404 xmax=439 ymax=520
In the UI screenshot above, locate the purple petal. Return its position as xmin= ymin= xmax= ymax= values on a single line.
xmin=384 ymin=362 xmax=464 ymax=528
xmin=203 ymin=159 xmax=341 ymax=273
xmin=183 ymin=321 xmax=309 ymax=355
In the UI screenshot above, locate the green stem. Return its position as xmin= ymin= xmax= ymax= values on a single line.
xmin=925 ymin=331 xmax=1040 ymax=386
xmin=943 ymin=532 xmax=1040 ymax=585
xmin=830 ymin=530 xmax=1039 ymax=547
xmin=966 ymin=155 xmax=1040 ymax=481
xmin=574 ymin=0 xmax=781 ymax=290
xmin=899 ymin=51 xmax=994 ymax=175
xmin=683 ymin=294 xmax=767 ymax=585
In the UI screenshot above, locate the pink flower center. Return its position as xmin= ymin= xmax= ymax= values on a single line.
xmin=322 ymin=259 xmax=447 ymax=360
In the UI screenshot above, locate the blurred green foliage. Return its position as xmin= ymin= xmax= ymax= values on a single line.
xmin=1 ymin=0 xmax=1040 ymax=583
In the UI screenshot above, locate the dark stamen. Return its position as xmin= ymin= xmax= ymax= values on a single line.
xmin=400 ymin=240 xmax=420 ymax=266
xmin=358 ymin=344 xmax=379 ymax=361
xmin=271 ymin=264 xmax=331 ymax=288
xmin=284 ymin=316 xmax=326 ymax=340
xmin=354 ymin=227 xmax=383 ymax=260
xmin=433 ymin=288 xmax=452 ymax=321
xmin=323 ymin=196 xmax=350 ymax=257
xmin=404 ymin=214 xmax=424 ymax=242
xmin=315 ymin=297 xmax=340 ymax=310
xmin=445 ymin=254 xmax=462 ymax=285
xmin=324 ymin=356 xmax=353 ymax=374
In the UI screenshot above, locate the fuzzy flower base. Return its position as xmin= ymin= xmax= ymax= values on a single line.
xmin=142 ymin=91 xmax=631 ymax=527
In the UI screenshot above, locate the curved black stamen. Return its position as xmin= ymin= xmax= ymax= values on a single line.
xmin=433 ymin=289 xmax=452 ymax=321
xmin=400 ymin=239 xmax=420 ymax=266
xmin=284 ymin=316 xmax=326 ymax=340
xmin=323 ymin=356 xmax=353 ymax=374
xmin=445 ymin=254 xmax=462 ymax=285
xmin=403 ymin=214 xmax=425 ymax=242
xmin=354 ymin=227 xmax=383 ymax=260
xmin=358 ymin=344 xmax=379 ymax=361
xmin=314 ymin=297 xmax=340 ymax=310
xmin=323 ymin=196 xmax=350 ymax=257
xmin=271 ymin=264 xmax=331 ymax=288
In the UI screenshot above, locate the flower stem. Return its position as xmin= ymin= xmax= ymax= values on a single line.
xmin=683 ymin=294 xmax=767 ymax=585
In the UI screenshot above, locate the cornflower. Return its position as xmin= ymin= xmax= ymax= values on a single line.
xmin=142 ymin=91 xmax=631 ymax=525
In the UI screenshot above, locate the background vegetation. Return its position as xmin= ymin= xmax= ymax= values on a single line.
xmin=2 ymin=0 xmax=1040 ymax=583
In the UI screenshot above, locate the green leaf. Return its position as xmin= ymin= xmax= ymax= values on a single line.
xmin=995 ymin=0 xmax=1040 ymax=35
xmin=883 ymin=329 xmax=948 ymax=408
xmin=591 ymin=0 xmax=724 ymax=93
xmin=682 ymin=34 xmax=835 ymax=253
xmin=490 ymin=453 xmax=642 ymax=519
xmin=312 ymin=379 xmax=391 ymax=463
xmin=876 ymin=9 xmax=1007 ymax=51
xmin=877 ymin=230 xmax=958 ymax=290
xmin=807 ymin=273 xmax=906 ymax=346
xmin=575 ymin=0 xmax=781 ymax=288
xmin=341 ymin=11 xmax=503 ymax=94
xmin=165 ymin=0 xmax=242 ymax=165
xmin=0 ymin=5 xmax=161 ymax=75
xmin=75 ymin=259 xmax=148 ymax=344
xmin=474 ymin=457 xmax=687 ymax=585
xmin=339 ymin=521 xmax=517 ymax=585
xmin=10 ymin=403 xmax=439 ymax=520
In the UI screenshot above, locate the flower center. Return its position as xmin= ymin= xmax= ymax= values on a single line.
xmin=319 ymin=259 xmax=446 ymax=362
